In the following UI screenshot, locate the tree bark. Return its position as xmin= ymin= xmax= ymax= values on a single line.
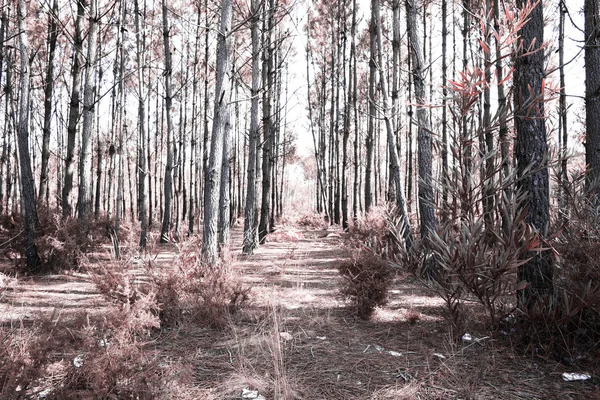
xmin=135 ymin=0 xmax=148 ymax=248
xmin=366 ymin=2 xmax=377 ymax=213
xmin=373 ymin=0 xmax=413 ymax=248
xmin=38 ymin=0 xmax=58 ymax=208
xmin=406 ymin=0 xmax=436 ymax=241
xmin=203 ymin=0 xmax=233 ymax=264
xmin=77 ymin=0 xmax=99 ymax=219
xmin=17 ymin=0 xmax=41 ymax=271
xmin=62 ymin=0 xmax=86 ymax=218
xmin=160 ymin=0 xmax=175 ymax=243
xmin=514 ymin=0 xmax=553 ymax=306
xmin=258 ymin=0 xmax=275 ymax=244
xmin=586 ymin=0 xmax=600 ymax=197
xmin=243 ymin=0 xmax=262 ymax=254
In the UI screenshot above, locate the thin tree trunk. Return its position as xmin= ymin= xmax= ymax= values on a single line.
xmin=38 ymin=0 xmax=58 ymax=208
xmin=258 ymin=0 xmax=275 ymax=244
xmin=558 ymin=1 xmax=568 ymax=225
xmin=62 ymin=0 xmax=86 ymax=218
xmin=0 ymin=5 xmax=7 ymax=215
xmin=482 ymin=0 xmax=494 ymax=230
xmin=441 ymin=0 xmax=449 ymax=213
xmin=77 ymin=0 xmax=98 ymax=219
xmin=135 ymin=0 xmax=148 ymax=248
xmin=243 ymin=0 xmax=261 ymax=254
xmin=494 ymin=0 xmax=510 ymax=233
xmin=160 ymin=0 xmax=175 ymax=243
xmin=366 ymin=3 xmax=377 ymax=213
xmin=218 ymin=98 xmax=232 ymax=248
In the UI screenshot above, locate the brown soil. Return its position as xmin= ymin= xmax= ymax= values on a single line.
xmin=1 ymin=225 xmax=598 ymax=399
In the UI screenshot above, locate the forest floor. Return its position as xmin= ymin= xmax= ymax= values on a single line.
xmin=1 ymin=223 xmax=598 ymax=399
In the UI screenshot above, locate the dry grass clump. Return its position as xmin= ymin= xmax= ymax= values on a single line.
xmin=265 ymin=228 xmax=302 ymax=243
xmin=1 ymin=208 xmax=131 ymax=273
xmin=0 ymin=309 xmax=169 ymax=400
xmin=338 ymin=249 xmax=393 ymax=319
xmin=295 ymin=213 xmax=329 ymax=230
xmin=92 ymin=236 xmax=250 ymax=329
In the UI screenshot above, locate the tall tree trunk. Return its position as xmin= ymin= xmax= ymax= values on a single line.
xmin=38 ymin=0 xmax=58 ymax=208
xmin=189 ymin=7 xmax=202 ymax=236
xmin=77 ymin=0 xmax=98 ymax=219
xmin=258 ymin=0 xmax=275 ymax=244
xmin=441 ymin=0 xmax=449 ymax=213
xmin=160 ymin=0 xmax=175 ymax=243
xmin=62 ymin=0 xmax=86 ymax=218
xmin=374 ymin=0 xmax=413 ymax=248
xmin=342 ymin=0 xmax=351 ymax=231
xmin=202 ymin=0 xmax=211 ymax=211
xmin=243 ymin=0 xmax=261 ymax=254
xmin=305 ymin=19 xmax=328 ymax=216
xmin=482 ymin=0 xmax=494 ymax=230
xmin=514 ymin=0 xmax=553 ymax=306
xmin=135 ymin=0 xmax=148 ymax=248
xmin=0 ymin=4 xmax=7 ymax=215
xmin=94 ymin=45 xmax=104 ymax=218
xmin=558 ymin=1 xmax=568 ymax=225
xmin=366 ymin=3 xmax=377 ymax=213
xmin=203 ymin=0 xmax=233 ymax=263
xmin=351 ymin=0 xmax=359 ymax=221
xmin=218 ymin=99 xmax=232 ymax=248
xmin=406 ymin=0 xmax=436 ymax=241
xmin=16 ymin=0 xmax=41 ymax=271
xmin=586 ymin=0 xmax=600 ymax=196
xmin=494 ymin=0 xmax=510 ymax=234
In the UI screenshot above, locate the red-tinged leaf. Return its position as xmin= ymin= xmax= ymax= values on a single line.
xmin=516 ymin=280 xmax=530 ymax=291
xmin=493 ymin=31 xmax=501 ymax=44
xmin=541 ymin=78 xmax=545 ymax=95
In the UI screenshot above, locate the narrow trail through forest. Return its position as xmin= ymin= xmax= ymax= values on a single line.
xmin=0 ymin=225 xmax=595 ymax=399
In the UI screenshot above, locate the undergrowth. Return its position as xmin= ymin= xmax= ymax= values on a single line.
xmin=338 ymin=247 xmax=393 ymax=319
xmin=1 ymin=208 xmax=133 ymax=273
xmin=92 ymin=235 xmax=250 ymax=329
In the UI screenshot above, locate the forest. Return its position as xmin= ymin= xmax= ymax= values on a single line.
xmin=1 ymin=0 xmax=600 ymax=398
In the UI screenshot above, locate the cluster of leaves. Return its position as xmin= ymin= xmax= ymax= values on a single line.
xmin=338 ymin=248 xmax=393 ymax=319
xmin=93 ymin=236 xmax=250 ymax=329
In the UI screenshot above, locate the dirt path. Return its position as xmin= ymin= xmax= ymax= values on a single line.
xmin=1 ymin=225 xmax=597 ymax=399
